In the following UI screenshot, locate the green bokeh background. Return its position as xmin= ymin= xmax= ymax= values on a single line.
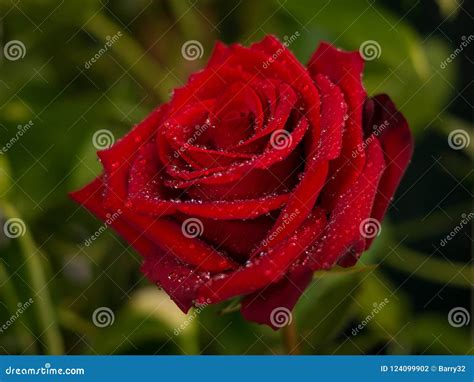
xmin=0 ymin=0 xmax=471 ymax=355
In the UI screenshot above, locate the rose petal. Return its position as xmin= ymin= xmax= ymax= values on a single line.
xmin=193 ymin=216 xmax=275 ymax=262
xmin=121 ymin=211 xmax=237 ymax=273
xmin=141 ymin=253 xmax=210 ymax=312
xmin=305 ymin=139 xmax=385 ymax=270
xmin=241 ymin=265 xmax=313 ymax=330
xmin=308 ymin=42 xmax=366 ymax=210
xmin=130 ymin=194 xmax=289 ymax=220
xmin=69 ymin=177 xmax=208 ymax=312
xmin=165 ymin=116 xmax=309 ymax=188
xmin=252 ymin=35 xmax=321 ymax=135
xmin=363 ymin=94 xmax=414 ymax=248
xmin=253 ymin=74 xmax=347 ymax=251
xmin=99 ymin=104 xmax=169 ymax=211
xmin=197 ymin=209 xmax=326 ymax=304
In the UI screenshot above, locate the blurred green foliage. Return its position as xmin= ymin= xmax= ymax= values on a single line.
xmin=0 ymin=0 xmax=471 ymax=355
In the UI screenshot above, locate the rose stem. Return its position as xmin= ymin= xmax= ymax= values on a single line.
xmin=281 ymin=320 xmax=301 ymax=355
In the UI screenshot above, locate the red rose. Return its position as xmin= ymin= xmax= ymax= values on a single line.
xmin=71 ymin=36 xmax=413 ymax=329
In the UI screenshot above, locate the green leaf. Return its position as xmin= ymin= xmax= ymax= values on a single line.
xmin=89 ymin=287 xmax=200 ymax=355
xmin=384 ymin=245 xmax=472 ymax=288
xmin=354 ymin=273 xmax=409 ymax=337
xmin=296 ymin=267 xmax=374 ymax=352
xmin=404 ymin=314 xmax=473 ymax=355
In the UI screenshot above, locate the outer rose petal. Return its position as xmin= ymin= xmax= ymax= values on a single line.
xmin=308 ymin=42 xmax=366 ymax=209
xmin=120 ymin=211 xmax=237 ymax=273
xmin=99 ymin=104 xmax=170 ymax=211
xmin=196 ymin=209 xmax=326 ymax=304
xmin=241 ymin=266 xmax=313 ymax=330
xmin=306 ymin=139 xmax=386 ymax=270
xmin=69 ymin=177 xmax=208 ymax=312
xmin=241 ymin=135 xmax=387 ymax=328
xmin=362 ymin=94 xmax=414 ymax=249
